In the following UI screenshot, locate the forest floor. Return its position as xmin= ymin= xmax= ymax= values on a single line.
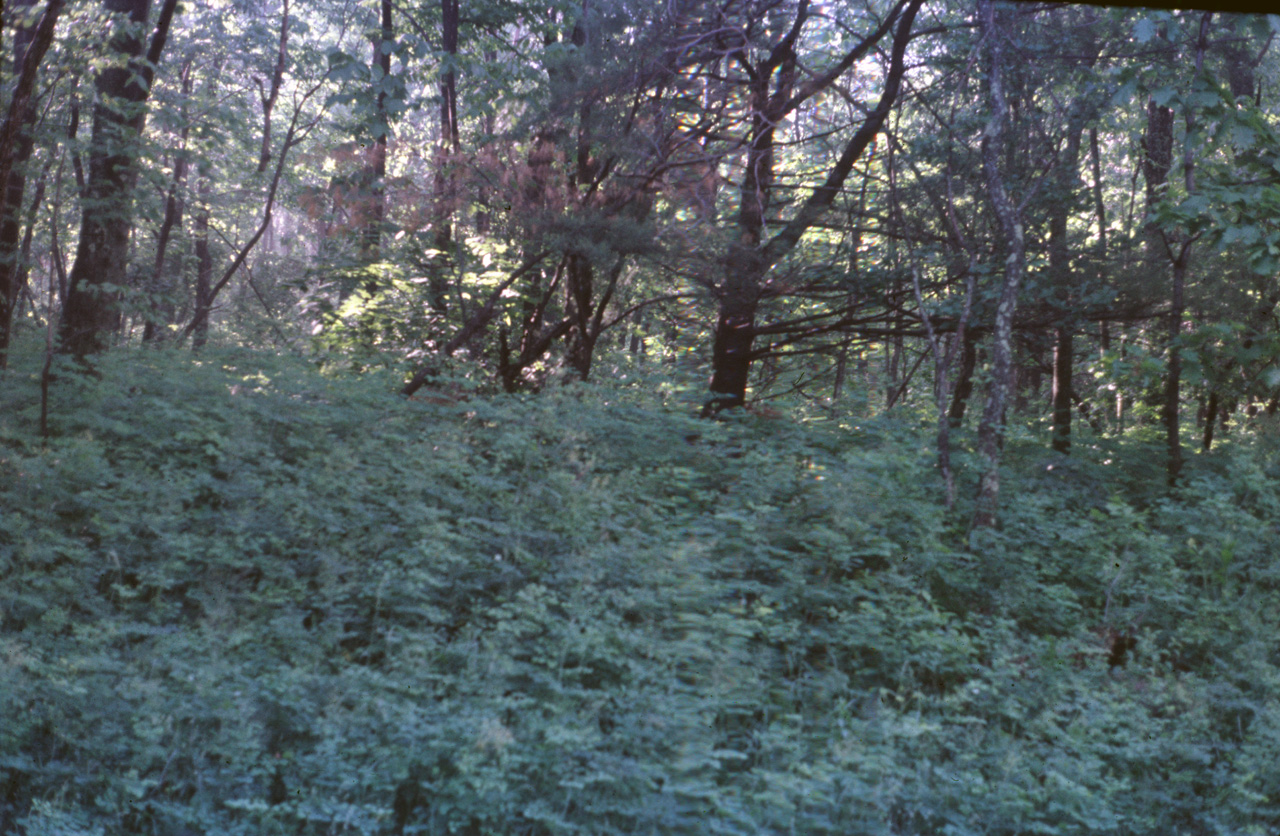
xmin=3 ymin=345 xmax=1280 ymax=835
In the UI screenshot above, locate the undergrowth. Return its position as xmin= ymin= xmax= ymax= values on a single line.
xmin=2 ymin=347 xmax=1279 ymax=835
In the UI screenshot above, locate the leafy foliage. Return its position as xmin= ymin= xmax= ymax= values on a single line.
xmin=4 ymin=348 xmax=1280 ymax=835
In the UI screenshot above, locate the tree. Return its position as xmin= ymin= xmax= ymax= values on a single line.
xmin=700 ymin=0 xmax=923 ymax=415
xmin=59 ymin=0 xmax=179 ymax=356
xmin=970 ymin=0 xmax=1027 ymax=530
xmin=0 ymin=0 xmax=64 ymax=368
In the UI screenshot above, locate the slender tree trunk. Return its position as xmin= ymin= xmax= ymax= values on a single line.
xmin=562 ymin=15 xmax=604 ymax=382
xmin=1202 ymin=390 xmax=1218 ymax=451
xmin=256 ymin=0 xmax=288 ymax=174
xmin=179 ymin=91 xmax=311 ymax=346
xmin=14 ymin=168 xmax=48 ymax=321
xmin=361 ymin=0 xmax=391 ymax=265
xmin=191 ymin=179 xmax=212 ymax=348
xmin=972 ymin=0 xmax=1027 ymax=531
xmin=833 ymin=346 xmax=848 ymax=401
xmin=1162 ymin=14 xmax=1210 ymax=484
xmin=1049 ymin=127 xmax=1083 ymax=453
xmin=1089 ymin=126 xmax=1116 ymax=429
xmin=0 ymin=0 xmax=64 ymax=367
xmin=913 ymin=260 xmax=975 ymax=508
xmin=885 ymin=309 xmax=903 ymax=410
xmin=1116 ymin=334 xmax=1127 ymax=431
xmin=1052 ymin=328 xmax=1073 ymax=453
xmin=565 ymin=253 xmax=596 ymax=379
xmin=426 ymin=0 xmax=459 ymax=313
xmin=1164 ymin=251 xmax=1187 ymax=481
xmin=142 ymin=59 xmax=193 ymax=343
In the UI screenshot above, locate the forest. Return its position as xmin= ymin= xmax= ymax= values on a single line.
xmin=3 ymin=0 xmax=1280 ymax=832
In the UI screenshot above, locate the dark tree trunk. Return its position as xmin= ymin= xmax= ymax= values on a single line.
xmin=59 ymin=0 xmax=179 ymax=356
xmin=948 ymin=331 xmax=978 ymax=428
xmin=706 ymin=241 xmax=765 ymax=414
xmin=426 ymin=0 xmax=458 ymax=313
xmin=0 ymin=0 xmax=64 ymax=367
xmin=1202 ymin=390 xmax=1218 ymax=451
xmin=1089 ymin=126 xmax=1116 ymax=427
xmin=705 ymin=21 xmax=775 ymax=415
xmin=565 ymin=253 xmax=596 ymax=379
xmin=257 ymin=0 xmax=288 ymax=174
xmin=1048 ymin=126 xmax=1083 ymax=453
xmin=704 ymin=0 xmax=920 ymax=415
xmin=1140 ymin=23 xmax=1177 ymax=475
xmin=191 ymin=180 xmax=213 ymax=349
xmin=1142 ymin=112 xmax=1174 ymax=275
xmin=913 ymin=261 xmax=975 ymax=508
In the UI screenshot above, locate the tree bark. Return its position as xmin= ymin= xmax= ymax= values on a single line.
xmin=913 ymin=260 xmax=975 ymax=508
xmin=948 ymin=330 xmax=978 ymax=427
xmin=426 ymin=0 xmax=459 ymax=313
xmin=1162 ymin=14 xmax=1210 ymax=485
xmin=1048 ymin=127 xmax=1083 ymax=453
xmin=256 ymin=0 xmax=289 ymax=174
xmin=704 ymin=0 xmax=921 ymax=415
xmin=361 ymin=0 xmax=391 ymax=263
xmin=972 ymin=0 xmax=1027 ymax=530
xmin=1051 ymin=327 xmax=1073 ymax=453
xmin=190 ymin=179 xmax=212 ymax=348
xmin=59 ymin=0 xmax=180 ymax=356
xmin=0 ymin=0 xmax=64 ymax=367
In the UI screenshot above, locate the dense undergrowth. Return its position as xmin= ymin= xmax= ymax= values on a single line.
xmin=3 ymin=347 xmax=1280 ymax=835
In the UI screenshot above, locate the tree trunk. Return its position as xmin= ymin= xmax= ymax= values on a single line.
xmin=1048 ymin=124 xmax=1083 ymax=453
xmin=706 ymin=241 xmax=765 ymax=414
xmin=1051 ymin=327 xmax=1073 ymax=453
xmin=972 ymin=0 xmax=1027 ymax=530
xmin=256 ymin=0 xmax=289 ymax=174
xmin=948 ymin=331 xmax=978 ymax=428
xmin=1202 ymin=390 xmax=1218 ymax=451
xmin=913 ymin=261 xmax=975 ymax=508
xmin=426 ymin=0 xmax=459 ymax=313
xmin=142 ymin=59 xmax=193 ymax=343
xmin=564 ymin=252 xmax=596 ymax=380
xmin=191 ymin=180 xmax=213 ymax=348
xmin=832 ymin=345 xmax=848 ymax=401
xmin=704 ymin=0 xmax=921 ymax=415
xmin=361 ymin=0 xmax=391 ymax=265
xmin=1089 ymin=126 xmax=1115 ymax=429
xmin=706 ymin=35 xmax=774 ymax=416
xmin=0 ymin=0 xmax=64 ymax=367
xmin=1164 ymin=251 xmax=1187 ymax=482
xmin=59 ymin=0 xmax=179 ymax=356
xmin=1161 ymin=14 xmax=1210 ymax=484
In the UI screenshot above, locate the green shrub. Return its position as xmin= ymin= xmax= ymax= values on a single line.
xmin=3 ymin=349 xmax=1280 ymax=834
